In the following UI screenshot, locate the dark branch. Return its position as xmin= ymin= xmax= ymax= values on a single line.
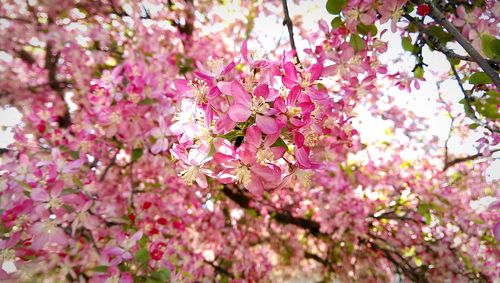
xmin=281 ymin=0 xmax=301 ymax=66
xmin=444 ymin=148 xmax=500 ymax=171
xmin=221 ymin=186 xmax=320 ymax=236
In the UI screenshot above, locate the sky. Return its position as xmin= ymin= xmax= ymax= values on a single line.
xmin=0 ymin=0 xmax=497 ymax=180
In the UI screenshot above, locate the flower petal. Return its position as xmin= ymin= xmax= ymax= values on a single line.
xmin=228 ymin=104 xmax=251 ymax=122
xmin=231 ymin=81 xmax=251 ymax=106
xmin=256 ymin=115 xmax=278 ymax=135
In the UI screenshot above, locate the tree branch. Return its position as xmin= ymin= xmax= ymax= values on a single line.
xmin=449 ymin=61 xmax=500 ymax=133
xmin=221 ymin=186 xmax=320 ymax=236
xmin=403 ymin=14 xmax=500 ymax=70
xmin=443 ymin=148 xmax=500 ymax=171
xmin=417 ymin=0 xmax=500 ymax=88
xmin=281 ymin=0 xmax=301 ymax=66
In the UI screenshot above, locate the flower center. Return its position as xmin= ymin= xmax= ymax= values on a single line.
xmin=179 ymin=166 xmax=200 ymax=186
xmin=232 ymin=165 xmax=252 ymax=186
xmin=251 ymin=96 xmax=269 ymax=115
xmin=256 ymin=149 xmax=274 ymax=165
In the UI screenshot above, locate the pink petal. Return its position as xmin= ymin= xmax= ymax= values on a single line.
xmin=253 ymin=84 xmax=269 ymax=99
xmin=287 ymin=85 xmax=301 ymax=105
xmin=214 ymin=114 xmax=237 ymax=134
xmin=31 ymin=187 xmax=50 ymax=202
xmin=256 ymin=115 xmax=278 ymax=135
xmin=228 ymin=104 xmax=251 ymax=122
xmin=283 ymin=62 xmax=298 ymax=82
xmin=246 ymin=177 xmax=264 ymax=196
xmin=307 ymin=63 xmax=323 ymax=82
xmin=245 ymin=125 xmax=261 ymax=147
xmin=231 ymin=81 xmax=251 ymax=106
xmin=250 ymin=164 xmax=280 ymax=182
xmin=242 ymin=40 xmax=249 ymax=62
xmin=174 ymin=79 xmax=190 ymax=93
xmin=282 ymin=77 xmax=297 ymax=89
xmin=295 ymin=146 xmax=311 ymax=169
xmin=221 ymin=62 xmax=235 ymax=75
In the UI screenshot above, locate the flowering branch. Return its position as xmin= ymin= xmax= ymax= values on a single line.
xmin=418 ymin=0 xmax=500 ymax=88
xmin=403 ymin=14 xmax=500 ymax=69
xmin=449 ymin=61 xmax=500 ymax=133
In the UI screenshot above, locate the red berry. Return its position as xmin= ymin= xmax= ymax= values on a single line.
xmin=128 ymin=213 xmax=136 ymax=222
xmin=417 ymin=4 xmax=430 ymax=16
xmin=36 ymin=122 xmax=46 ymax=134
xmin=157 ymin=217 xmax=167 ymax=225
xmin=142 ymin=201 xmax=152 ymax=209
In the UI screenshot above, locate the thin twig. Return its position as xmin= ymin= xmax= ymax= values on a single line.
xmin=449 ymin=61 xmax=500 ymax=133
xmin=99 ymin=151 xmax=118 ymax=182
xmin=443 ymin=148 xmax=500 ymax=171
xmin=281 ymin=0 xmax=301 ymax=66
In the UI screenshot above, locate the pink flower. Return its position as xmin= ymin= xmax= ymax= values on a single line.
xmin=28 ymin=220 xmax=68 ymax=250
xmin=213 ymin=135 xmax=281 ymax=195
xmin=224 ymin=81 xmax=279 ymax=134
xmin=149 ymin=117 xmax=171 ymax=154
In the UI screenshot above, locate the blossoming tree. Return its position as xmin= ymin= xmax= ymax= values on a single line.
xmin=0 ymin=0 xmax=498 ymax=282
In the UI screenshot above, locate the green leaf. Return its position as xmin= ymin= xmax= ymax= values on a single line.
xmin=271 ymin=137 xmax=288 ymax=151
xmin=481 ymin=33 xmax=500 ymax=59
xmin=132 ymin=148 xmax=144 ymax=162
xmin=139 ymin=235 xmax=147 ymax=248
xmin=413 ymin=66 xmax=424 ymax=79
xmin=218 ymin=130 xmax=242 ymax=142
xmin=149 ymin=269 xmax=171 ymax=282
xmin=469 ymin=72 xmax=492 ymax=85
xmin=417 ymin=203 xmax=431 ymax=224
xmin=138 ymin=98 xmax=158 ymax=105
xmin=330 ymin=17 xmax=343 ymax=29
xmin=326 ymin=0 xmax=348 ymax=14
xmin=93 ymin=265 xmax=109 ymax=273
xmin=428 ymin=26 xmax=453 ymax=44
xmin=468 ymin=123 xmax=479 ymax=129
xmin=448 ymin=57 xmax=460 ymax=66
xmin=134 ymin=247 xmax=150 ymax=265
xmin=349 ymin=33 xmax=365 ymax=53
xmin=69 ymin=150 xmax=80 ymax=159
xmin=357 ymin=23 xmax=377 ymax=36
xmin=401 ymin=37 xmax=414 ymax=52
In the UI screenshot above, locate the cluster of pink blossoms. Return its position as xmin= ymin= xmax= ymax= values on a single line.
xmin=170 ymin=42 xmax=355 ymax=195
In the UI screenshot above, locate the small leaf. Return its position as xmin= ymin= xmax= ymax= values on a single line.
xmin=468 ymin=123 xmax=479 ymax=129
xmin=427 ymin=26 xmax=453 ymax=44
xmin=401 ymin=37 xmax=414 ymax=52
xmin=469 ymin=72 xmax=492 ymax=85
xmin=330 ymin=17 xmax=343 ymax=28
xmin=138 ymin=98 xmax=158 ymax=105
xmin=357 ymin=23 xmax=377 ymax=36
xmin=132 ymin=148 xmax=144 ymax=162
xmin=418 ymin=203 xmax=431 ymax=224
xmin=326 ymin=0 xmax=348 ymax=14
xmin=481 ymin=33 xmax=500 ymax=59
xmin=271 ymin=137 xmax=288 ymax=151
xmin=93 ymin=265 xmax=109 ymax=273
xmin=134 ymin=247 xmax=150 ymax=265
xmin=349 ymin=33 xmax=365 ymax=53
xmin=413 ymin=66 xmax=424 ymax=79
xmin=218 ymin=130 xmax=242 ymax=142
xmin=150 ymin=269 xmax=171 ymax=282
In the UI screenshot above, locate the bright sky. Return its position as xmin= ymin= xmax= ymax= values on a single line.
xmin=0 ymin=0 xmax=497 ymax=180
